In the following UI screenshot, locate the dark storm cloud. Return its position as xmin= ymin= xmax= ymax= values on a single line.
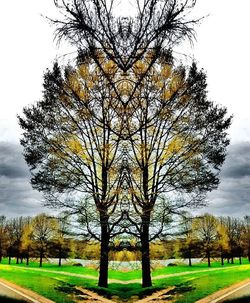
xmin=0 ymin=142 xmax=29 ymax=178
xmin=0 ymin=141 xmax=45 ymax=217
xmin=1 ymin=141 xmax=250 ymax=218
xmin=221 ymin=142 xmax=250 ymax=179
xmin=203 ymin=141 xmax=250 ymax=218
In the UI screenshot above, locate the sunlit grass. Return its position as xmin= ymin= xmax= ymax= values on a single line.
xmin=0 ymin=259 xmax=249 ymax=302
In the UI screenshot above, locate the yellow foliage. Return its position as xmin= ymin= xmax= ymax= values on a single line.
xmin=160 ymin=64 xmax=172 ymax=79
xmin=66 ymin=138 xmax=83 ymax=154
xmin=59 ymin=93 xmax=71 ymax=105
xmin=169 ymin=72 xmax=184 ymax=93
xmin=76 ymin=89 xmax=88 ymax=101
xmin=65 ymin=137 xmax=91 ymax=163
xmin=160 ymin=137 xmax=184 ymax=163
xmin=133 ymin=60 xmax=147 ymax=75
xmin=161 ymin=88 xmax=173 ymax=101
xmin=78 ymin=64 xmax=90 ymax=80
xmin=68 ymin=72 xmax=81 ymax=92
xmin=180 ymin=94 xmax=190 ymax=105
xmin=103 ymin=60 xmax=116 ymax=75
xmin=117 ymin=80 xmax=133 ymax=96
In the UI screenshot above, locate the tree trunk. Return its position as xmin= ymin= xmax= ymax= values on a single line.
xmin=16 ymin=257 xmax=19 ymax=264
xmin=140 ymin=215 xmax=152 ymax=288
xmin=188 ymin=247 xmax=192 ymax=266
xmin=39 ymin=249 xmax=43 ymax=267
xmin=207 ymin=249 xmax=211 ymax=267
xmin=188 ymin=257 xmax=192 ymax=267
xmin=221 ymin=255 xmax=224 ymax=266
xmin=8 ymin=255 xmax=11 ymax=264
xmin=26 ymin=248 xmax=29 ymax=266
xmin=239 ymin=255 xmax=242 ymax=265
xmin=231 ymin=256 xmax=234 ymax=264
xmin=98 ymin=214 xmax=110 ymax=288
xmin=0 ymin=254 xmax=2 ymax=263
xmin=58 ymin=247 xmax=62 ymax=267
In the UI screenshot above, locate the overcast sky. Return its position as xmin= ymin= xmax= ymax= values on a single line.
xmin=0 ymin=0 xmax=249 ymax=218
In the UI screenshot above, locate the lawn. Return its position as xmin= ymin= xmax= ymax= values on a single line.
xmin=0 ymin=259 xmax=249 ymax=302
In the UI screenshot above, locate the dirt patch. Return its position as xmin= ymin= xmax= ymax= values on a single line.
xmin=75 ymin=286 xmax=176 ymax=303
xmin=76 ymin=287 xmax=116 ymax=303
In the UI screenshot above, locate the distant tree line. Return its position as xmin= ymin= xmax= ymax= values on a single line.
xmin=0 ymin=213 xmax=99 ymax=267
xmin=1 ymin=213 xmax=249 ymax=268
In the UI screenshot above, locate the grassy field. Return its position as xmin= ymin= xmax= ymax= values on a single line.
xmin=0 ymin=258 xmax=249 ymax=302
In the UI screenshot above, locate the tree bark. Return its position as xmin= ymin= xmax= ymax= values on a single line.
xmin=26 ymin=248 xmax=30 ymax=266
xmin=221 ymin=256 xmax=224 ymax=266
xmin=188 ymin=247 xmax=192 ymax=266
xmin=39 ymin=249 xmax=43 ymax=267
xmin=58 ymin=246 xmax=62 ymax=267
xmin=207 ymin=249 xmax=211 ymax=267
xmin=140 ymin=215 xmax=152 ymax=288
xmin=220 ymin=247 xmax=224 ymax=266
xmin=98 ymin=214 xmax=110 ymax=288
xmin=188 ymin=257 xmax=192 ymax=267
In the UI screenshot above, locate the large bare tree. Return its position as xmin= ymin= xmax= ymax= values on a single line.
xmin=120 ymin=60 xmax=231 ymax=286
xmin=19 ymin=59 xmax=124 ymax=287
xmin=52 ymin=0 xmax=198 ymax=72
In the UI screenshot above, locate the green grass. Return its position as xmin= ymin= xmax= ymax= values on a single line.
xmin=0 ymin=264 xmax=97 ymax=303
xmin=0 ymin=259 xmax=249 ymax=302
xmin=1 ymin=258 xmax=99 ymax=277
xmin=153 ymin=264 xmax=250 ymax=302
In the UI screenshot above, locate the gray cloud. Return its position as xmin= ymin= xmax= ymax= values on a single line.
xmin=199 ymin=141 xmax=250 ymax=218
xmin=0 ymin=141 xmax=249 ymax=219
xmin=0 ymin=142 xmax=30 ymax=179
xmin=221 ymin=142 xmax=250 ymax=179
xmin=0 ymin=141 xmax=48 ymax=218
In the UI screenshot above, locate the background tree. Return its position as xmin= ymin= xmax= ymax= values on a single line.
xmin=29 ymin=214 xmax=58 ymax=267
xmin=21 ymin=220 xmax=33 ymax=266
xmin=233 ymin=218 xmax=244 ymax=264
xmin=192 ymin=214 xmax=219 ymax=267
xmin=50 ymin=216 xmax=74 ymax=266
xmin=177 ymin=214 xmax=198 ymax=266
xmin=0 ymin=216 xmax=7 ymax=263
xmin=221 ymin=216 xmax=238 ymax=264
xmin=5 ymin=217 xmax=28 ymax=265
xmin=216 ymin=217 xmax=229 ymax=266
xmin=243 ymin=216 xmax=250 ymax=262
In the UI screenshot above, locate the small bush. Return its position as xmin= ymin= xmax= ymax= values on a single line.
xmin=167 ymin=263 xmax=177 ymax=267
xmin=72 ymin=263 xmax=83 ymax=267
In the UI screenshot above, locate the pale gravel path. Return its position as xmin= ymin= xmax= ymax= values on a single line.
xmin=196 ymin=279 xmax=250 ymax=303
xmin=0 ymin=278 xmax=54 ymax=303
